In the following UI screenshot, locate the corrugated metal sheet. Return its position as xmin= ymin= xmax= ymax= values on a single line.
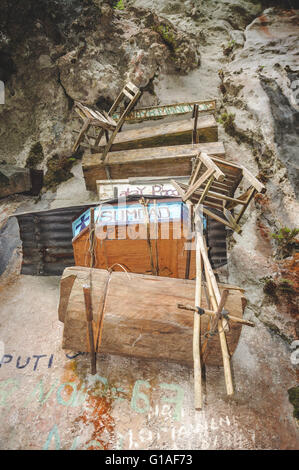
xmin=207 ymin=213 xmax=228 ymax=269
xmin=13 ymin=197 xmax=227 ymax=276
xmin=15 ymin=204 xmax=97 ymax=276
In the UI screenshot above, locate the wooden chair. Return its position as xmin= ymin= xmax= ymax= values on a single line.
xmin=171 ymin=152 xmax=266 ymax=233
xmin=72 ymin=82 xmax=141 ymax=161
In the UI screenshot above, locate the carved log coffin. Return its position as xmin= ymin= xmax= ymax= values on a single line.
xmin=59 ymin=267 xmax=246 ymax=367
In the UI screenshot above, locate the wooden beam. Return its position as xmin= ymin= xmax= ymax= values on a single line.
xmin=235 ymin=187 xmax=256 ymax=224
xmin=196 ymin=175 xmax=215 ymax=206
xmin=101 ymin=90 xmax=142 ymax=162
xmin=202 ymin=252 xmax=234 ymax=395
xmin=202 ymin=207 xmax=236 ymax=231
xmin=189 ymin=158 xmax=202 ymax=186
xmin=72 ymin=118 xmax=91 ymax=153
xmin=223 ymin=208 xmax=242 ymax=233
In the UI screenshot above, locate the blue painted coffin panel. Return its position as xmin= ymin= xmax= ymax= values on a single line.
xmin=72 ymin=201 xmax=206 ymax=238
xmin=72 ymin=201 xmax=197 ymax=239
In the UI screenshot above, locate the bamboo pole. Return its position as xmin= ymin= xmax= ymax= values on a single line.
xmin=193 ymin=228 xmax=203 ymax=410
xmin=192 ymin=216 xmax=233 ymax=395
xmin=203 ymin=259 xmax=234 ymax=395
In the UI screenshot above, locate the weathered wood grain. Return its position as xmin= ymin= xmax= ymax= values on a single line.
xmin=84 ymin=115 xmax=218 ymax=153
xmin=59 ymin=267 xmax=246 ymax=367
xmin=83 ymin=141 xmax=225 ymax=192
xmin=72 ymin=221 xmax=196 ymax=280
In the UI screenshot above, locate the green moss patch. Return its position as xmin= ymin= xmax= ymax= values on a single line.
xmin=217 ymin=112 xmax=236 ymax=134
xmin=288 ymin=386 xmax=299 ymax=420
xmin=271 ymin=227 xmax=299 ymax=259
xmin=25 ymin=142 xmax=44 ymax=169
xmin=154 ymin=24 xmax=177 ymax=51
xmin=44 ymin=153 xmax=75 ymax=190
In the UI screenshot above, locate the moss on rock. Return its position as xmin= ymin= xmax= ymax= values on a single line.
xmin=43 ymin=153 xmax=75 ymax=190
xmin=288 ymin=386 xmax=299 ymax=420
xmin=25 ymin=142 xmax=44 ymax=169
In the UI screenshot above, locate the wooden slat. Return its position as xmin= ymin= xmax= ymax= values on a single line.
xmin=72 ymin=118 xmax=91 ymax=153
xmin=198 ymin=152 xmax=225 ymax=181
xmin=241 ymin=166 xmax=265 ymax=193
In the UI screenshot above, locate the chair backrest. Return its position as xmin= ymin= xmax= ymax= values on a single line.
xmin=121 ymin=82 xmax=140 ymax=100
xmin=74 ymin=102 xmax=117 ymax=128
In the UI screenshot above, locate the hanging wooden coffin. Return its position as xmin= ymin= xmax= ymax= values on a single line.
xmin=72 ymin=198 xmax=200 ymax=279
xmin=59 ymin=267 xmax=246 ymax=366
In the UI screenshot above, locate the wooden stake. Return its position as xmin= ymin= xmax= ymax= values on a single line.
xmin=192 ymin=104 xmax=199 ymax=144
xmin=83 ymin=286 xmax=97 ymax=375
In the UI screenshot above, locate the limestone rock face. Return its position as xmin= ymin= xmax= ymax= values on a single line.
xmin=219 ymin=8 xmax=299 ymax=343
xmin=0 ymin=0 xmax=200 ymax=167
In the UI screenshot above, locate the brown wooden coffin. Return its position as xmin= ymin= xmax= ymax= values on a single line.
xmin=72 ymin=199 xmax=196 ymax=279
xmin=82 ymin=141 xmax=225 ymax=192
xmin=59 ymin=267 xmax=246 ymax=367
xmin=79 ymin=114 xmax=218 ymax=153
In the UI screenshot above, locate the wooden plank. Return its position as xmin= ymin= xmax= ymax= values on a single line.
xmin=60 ymin=267 xmax=246 ymax=367
xmin=97 ymin=177 xmax=189 ymax=201
xmin=235 ymin=187 xmax=257 ymax=224
xmin=112 ymin=99 xmax=217 ymax=123
xmin=201 ymin=244 xmax=233 ymax=395
xmin=223 ymin=208 xmax=241 ymax=233
xmin=196 ymin=175 xmax=215 ymax=206
xmin=202 ymin=207 xmax=236 ymax=231
xmin=83 ymin=141 xmax=226 ymax=192
xmin=90 ymin=115 xmax=218 ymax=153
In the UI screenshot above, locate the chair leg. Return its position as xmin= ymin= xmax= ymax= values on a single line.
xmin=72 ymin=118 xmax=91 ymax=153
xmin=101 ymin=90 xmax=141 ymax=162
